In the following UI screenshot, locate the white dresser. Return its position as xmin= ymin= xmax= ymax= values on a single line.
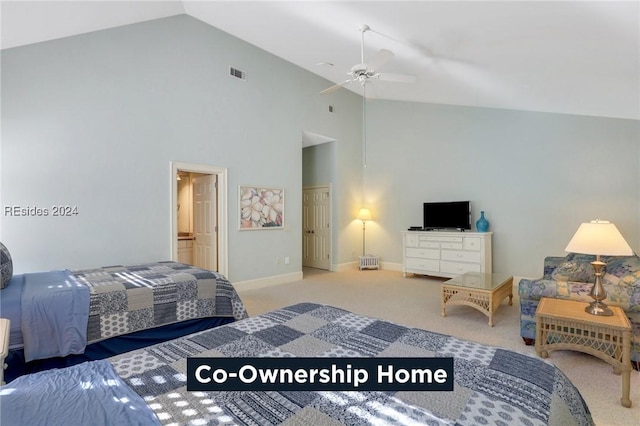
xmin=402 ymin=231 xmax=492 ymax=278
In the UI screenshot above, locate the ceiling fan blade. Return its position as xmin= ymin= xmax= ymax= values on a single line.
xmin=319 ymin=79 xmax=353 ymax=95
xmin=367 ymin=49 xmax=394 ymax=71
xmin=376 ymin=72 xmax=417 ymax=84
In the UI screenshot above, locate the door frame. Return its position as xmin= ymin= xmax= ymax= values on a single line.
xmin=170 ymin=161 xmax=228 ymax=277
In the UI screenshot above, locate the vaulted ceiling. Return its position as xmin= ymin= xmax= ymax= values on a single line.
xmin=2 ymin=1 xmax=638 ymax=120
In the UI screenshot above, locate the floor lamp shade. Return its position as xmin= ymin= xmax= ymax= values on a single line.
xmin=565 ymin=220 xmax=633 ymax=315
xmin=357 ymin=208 xmax=372 ymax=222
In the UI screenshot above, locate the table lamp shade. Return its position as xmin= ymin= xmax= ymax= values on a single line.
xmin=565 ymin=220 xmax=633 ymax=256
xmin=564 ymin=220 xmax=632 ymax=316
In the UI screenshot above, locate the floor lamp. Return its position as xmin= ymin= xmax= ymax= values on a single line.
xmin=564 ymin=220 xmax=633 ymax=316
xmin=357 ymin=208 xmax=372 ymax=256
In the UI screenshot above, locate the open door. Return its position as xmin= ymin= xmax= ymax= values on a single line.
xmin=171 ymin=161 xmax=228 ymax=278
xmin=192 ymin=174 xmax=217 ymax=271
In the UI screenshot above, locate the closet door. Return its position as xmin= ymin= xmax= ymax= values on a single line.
xmin=302 ymin=186 xmax=331 ymax=270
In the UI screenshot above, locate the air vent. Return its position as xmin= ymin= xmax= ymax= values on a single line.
xmin=229 ymin=66 xmax=247 ymax=80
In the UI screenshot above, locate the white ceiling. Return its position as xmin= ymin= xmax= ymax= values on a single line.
xmin=2 ymin=1 xmax=639 ymax=120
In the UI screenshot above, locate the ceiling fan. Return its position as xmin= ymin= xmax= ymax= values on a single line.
xmin=320 ymin=24 xmax=417 ymax=97
xmin=320 ymin=24 xmax=417 ymax=167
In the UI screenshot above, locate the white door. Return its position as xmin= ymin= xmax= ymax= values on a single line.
xmin=302 ymin=186 xmax=331 ymax=270
xmin=192 ymin=175 xmax=217 ymax=271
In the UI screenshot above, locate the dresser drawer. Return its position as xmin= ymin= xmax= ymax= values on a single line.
xmin=405 ymin=257 xmax=440 ymax=272
xmin=441 ymin=250 xmax=481 ymax=263
xmin=440 ymin=242 xmax=463 ymax=250
xmin=423 ymin=236 xmax=463 ymax=243
xmin=440 ymin=261 xmax=481 ymax=275
xmin=406 ymin=248 xmax=440 ymax=260
xmin=405 ymin=234 xmax=419 ymax=247
xmin=419 ymin=241 xmax=440 ymax=249
xmin=463 ymin=237 xmax=482 ymax=251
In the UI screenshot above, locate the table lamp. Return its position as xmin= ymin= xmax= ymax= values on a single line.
xmin=564 ymin=220 xmax=633 ymax=316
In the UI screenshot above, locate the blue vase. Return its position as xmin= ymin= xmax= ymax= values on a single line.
xmin=476 ymin=211 xmax=489 ymax=232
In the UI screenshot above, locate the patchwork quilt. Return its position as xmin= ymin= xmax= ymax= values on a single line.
xmin=72 ymin=261 xmax=248 ymax=343
xmin=9 ymin=262 xmax=248 ymax=362
xmin=108 ymin=303 xmax=594 ymax=426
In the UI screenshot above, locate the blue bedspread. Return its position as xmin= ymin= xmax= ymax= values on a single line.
xmin=0 ymin=360 xmax=160 ymax=426
xmin=21 ymin=271 xmax=90 ymax=362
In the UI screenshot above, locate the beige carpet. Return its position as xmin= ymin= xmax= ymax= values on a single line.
xmin=238 ymin=268 xmax=639 ymax=426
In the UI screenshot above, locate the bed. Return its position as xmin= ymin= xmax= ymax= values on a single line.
xmin=1 ymin=302 xmax=594 ymax=426
xmin=0 ymin=261 xmax=247 ymax=381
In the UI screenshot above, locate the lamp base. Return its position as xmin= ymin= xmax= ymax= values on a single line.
xmin=584 ymin=301 xmax=614 ymax=316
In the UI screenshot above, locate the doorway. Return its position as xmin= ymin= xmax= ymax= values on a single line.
xmin=302 ymin=185 xmax=331 ymax=270
xmin=170 ymin=162 xmax=228 ymax=278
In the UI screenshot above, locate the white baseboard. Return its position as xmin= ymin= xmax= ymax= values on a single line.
xmin=333 ymin=261 xmax=358 ymax=272
xmin=332 ymin=261 xmax=404 ymax=272
xmin=234 ymin=271 xmax=303 ymax=292
xmin=381 ymin=262 xmax=403 ymax=272
xmin=234 ymin=270 xmax=529 ymax=292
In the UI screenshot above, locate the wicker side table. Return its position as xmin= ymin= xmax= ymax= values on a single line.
xmin=535 ymin=297 xmax=632 ymax=408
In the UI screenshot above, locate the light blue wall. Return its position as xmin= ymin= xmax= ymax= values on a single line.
xmin=3 ymin=14 xmax=638 ymax=281
xmin=364 ymin=100 xmax=640 ymax=277
xmin=303 ymin=143 xmax=334 ymax=187
xmin=1 ymin=15 xmax=362 ymax=280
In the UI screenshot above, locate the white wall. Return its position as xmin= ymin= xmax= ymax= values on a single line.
xmin=1 ymin=15 xmax=362 ymax=281
xmin=364 ymin=100 xmax=640 ymax=277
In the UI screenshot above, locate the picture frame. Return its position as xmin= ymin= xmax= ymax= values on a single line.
xmin=239 ymin=185 xmax=284 ymax=230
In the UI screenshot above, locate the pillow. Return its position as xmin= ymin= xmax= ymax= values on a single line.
xmin=551 ymin=253 xmax=595 ymax=283
xmin=1 ymin=242 xmax=13 ymax=289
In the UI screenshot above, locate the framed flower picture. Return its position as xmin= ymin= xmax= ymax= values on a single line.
xmin=239 ymin=186 xmax=284 ymax=230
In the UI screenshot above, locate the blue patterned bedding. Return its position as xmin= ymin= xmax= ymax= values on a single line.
xmin=75 ymin=262 xmax=247 ymax=343
xmin=9 ymin=262 xmax=248 ymax=362
xmin=1 ymin=360 xmax=160 ymax=426
xmin=21 ymin=270 xmax=90 ymax=361
xmin=98 ymin=303 xmax=591 ymax=426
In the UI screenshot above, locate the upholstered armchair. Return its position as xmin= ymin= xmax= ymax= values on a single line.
xmin=519 ymin=253 xmax=640 ymax=365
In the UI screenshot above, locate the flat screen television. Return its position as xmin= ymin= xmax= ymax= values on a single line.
xmin=423 ymin=201 xmax=471 ymax=230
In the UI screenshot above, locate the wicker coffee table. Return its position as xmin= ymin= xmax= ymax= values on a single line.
xmin=441 ymin=272 xmax=513 ymax=327
xmin=535 ymin=297 xmax=632 ymax=408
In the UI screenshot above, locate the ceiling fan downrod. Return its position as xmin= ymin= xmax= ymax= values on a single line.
xmin=359 ymin=24 xmax=370 ymax=66
xmin=360 ymin=24 xmax=369 ymax=168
